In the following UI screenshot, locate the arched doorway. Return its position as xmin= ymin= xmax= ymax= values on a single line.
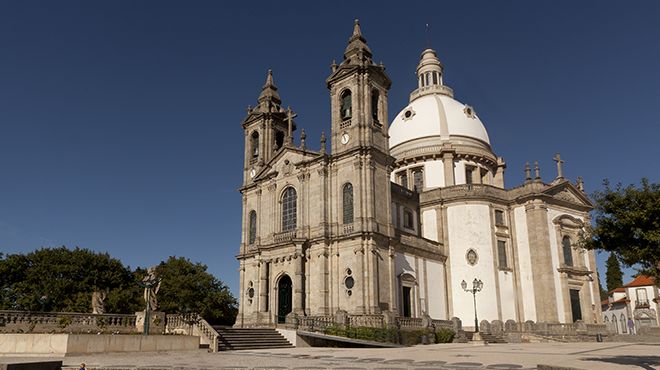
xmin=277 ymin=275 xmax=292 ymax=324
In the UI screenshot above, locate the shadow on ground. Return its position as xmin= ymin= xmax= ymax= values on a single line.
xmin=582 ymin=355 xmax=660 ymax=370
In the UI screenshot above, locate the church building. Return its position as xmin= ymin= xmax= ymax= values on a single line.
xmin=234 ymin=21 xmax=602 ymax=329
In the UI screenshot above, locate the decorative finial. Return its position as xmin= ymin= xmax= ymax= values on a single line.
xmin=300 ymin=128 xmax=306 ymax=150
xmin=553 ymin=153 xmax=565 ymax=179
xmin=524 ymin=162 xmax=531 ymax=182
xmin=577 ymin=176 xmax=584 ymax=192
xmin=286 ymin=106 xmax=294 ymax=146
xmin=320 ymin=131 xmax=327 ymax=154
xmin=353 ymin=19 xmax=361 ymax=37
xmin=246 ymin=105 xmax=252 ymax=113
xmin=265 ymin=69 xmax=274 ymax=86
xmin=331 ymin=59 xmax=338 ymax=72
xmin=534 ymin=161 xmax=541 ymax=180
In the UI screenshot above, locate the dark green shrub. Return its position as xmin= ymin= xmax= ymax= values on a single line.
xmin=434 ymin=328 xmax=455 ymax=343
xmin=399 ymin=328 xmax=434 ymax=346
xmin=323 ymin=325 xmax=398 ymax=343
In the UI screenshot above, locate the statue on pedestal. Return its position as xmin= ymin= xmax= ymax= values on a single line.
xmin=142 ymin=267 xmax=161 ymax=311
xmin=91 ymin=291 xmax=106 ymax=314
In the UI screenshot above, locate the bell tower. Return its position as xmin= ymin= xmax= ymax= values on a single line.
xmin=326 ymin=20 xmax=391 ymax=156
xmin=241 ymin=70 xmax=295 ymax=185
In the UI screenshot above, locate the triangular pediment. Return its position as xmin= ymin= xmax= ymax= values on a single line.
xmin=543 ymin=181 xmax=594 ymax=208
xmin=251 ymin=146 xmax=320 ymax=182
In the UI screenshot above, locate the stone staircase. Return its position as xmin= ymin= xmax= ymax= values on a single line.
xmin=214 ymin=327 xmax=293 ymax=351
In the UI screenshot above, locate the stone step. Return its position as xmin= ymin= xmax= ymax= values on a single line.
xmin=215 ymin=327 xmax=293 ymax=351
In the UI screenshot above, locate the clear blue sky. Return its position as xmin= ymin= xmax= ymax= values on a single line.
xmin=1 ymin=1 xmax=658 ymax=295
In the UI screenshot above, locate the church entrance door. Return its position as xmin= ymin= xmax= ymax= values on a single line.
xmin=402 ymin=286 xmax=412 ymax=317
xmin=277 ymin=275 xmax=292 ymax=324
xmin=569 ymin=289 xmax=582 ymax=322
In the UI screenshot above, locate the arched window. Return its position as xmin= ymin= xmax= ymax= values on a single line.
xmin=620 ymin=314 xmax=627 ymax=333
xmin=342 ymin=183 xmax=354 ymax=224
xmin=282 ymin=187 xmax=297 ymax=231
xmin=251 ymin=131 xmax=259 ymax=158
xmin=432 ymin=72 xmax=438 ymax=85
xmin=340 ymin=89 xmax=352 ymax=120
xmin=248 ymin=210 xmax=257 ymax=245
xmin=562 ymin=236 xmax=573 ymax=266
xmin=403 ymin=209 xmax=414 ymax=229
xmin=371 ymin=89 xmax=379 ymax=122
xmin=612 ymin=315 xmax=619 ymax=334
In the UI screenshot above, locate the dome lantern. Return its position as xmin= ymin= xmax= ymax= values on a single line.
xmin=410 ymin=48 xmax=454 ymax=101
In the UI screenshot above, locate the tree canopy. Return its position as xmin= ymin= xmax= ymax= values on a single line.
xmin=0 ymin=247 xmax=139 ymax=313
xmin=605 ymin=253 xmax=623 ymax=292
xmin=0 ymin=247 xmax=237 ymax=325
xmin=584 ymin=178 xmax=660 ymax=280
xmin=152 ymin=256 xmax=237 ymax=325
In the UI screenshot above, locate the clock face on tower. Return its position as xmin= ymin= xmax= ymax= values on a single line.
xmin=341 ymin=132 xmax=350 ymax=145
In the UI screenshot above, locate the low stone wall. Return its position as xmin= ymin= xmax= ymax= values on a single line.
xmin=0 ymin=310 xmax=137 ymax=334
xmin=0 ymin=334 xmax=199 ymax=356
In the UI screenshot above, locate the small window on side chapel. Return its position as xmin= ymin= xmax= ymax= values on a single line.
xmin=495 ymin=210 xmax=505 ymax=226
xmin=340 ymin=89 xmax=352 ymax=121
xmin=497 ymin=240 xmax=508 ymax=269
xmin=403 ymin=209 xmax=414 ymax=229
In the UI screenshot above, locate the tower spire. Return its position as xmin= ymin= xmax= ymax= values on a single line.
xmin=343 ymin=19 xmax=372 ymax=65
xmin=257 ymin=69 xmax=281 ymax=111
xmin=352 ymin=19 xmax=362 ymax=38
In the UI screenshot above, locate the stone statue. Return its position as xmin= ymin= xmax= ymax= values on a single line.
xmin=91 ymin=291 xmax=106 ymax=314
xmin=142 ymin=267 xmax=161 ymax=311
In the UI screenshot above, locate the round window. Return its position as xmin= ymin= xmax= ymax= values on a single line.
xmin=466 ymin=249 xmax=479 ymax=266
xmin=404 ymin=110 xmax=412 ymax=118
xmin=247 ymin=288 xmax=254 ymax=298
xmin=346 ymin=268 xmax=352 ymax=276
xmin=344 ymin=276 xmax=355 ymax=289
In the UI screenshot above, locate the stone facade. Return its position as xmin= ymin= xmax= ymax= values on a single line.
xmin=234 ymin=21 xmax=602 ymax=329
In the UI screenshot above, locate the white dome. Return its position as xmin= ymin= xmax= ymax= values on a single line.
xmin=389 ymin=94 xmax=490 ymax=149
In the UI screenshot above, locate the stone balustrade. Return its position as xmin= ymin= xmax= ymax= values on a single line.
xmin=165 ymin=313 xmax=219 ymax=351
xmin=0 ymin=310 xmax=136 ymax=334
xmin=273 ymin=230 xmax=297 ymax=243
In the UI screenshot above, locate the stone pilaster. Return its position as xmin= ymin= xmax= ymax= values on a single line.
xmin=258 ymin=260 xmax=268 ymax=313
xmin=525 ymin=200 xmax=559 ymax=322
xmin=442 ymin=151 xmax=455 ymax=186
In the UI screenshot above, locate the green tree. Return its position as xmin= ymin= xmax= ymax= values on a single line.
xmin=0 ymin=247 xmax=141 ymax=313
xmin=596 ymin=269 xmax=608 ymax=300
xmin=605 ymin=253 xmax=623 ymax=292
xmin=583 ymin=178 xmax=660 ymax=280
xmin=151 ymin=256 xmax=237 ymax=325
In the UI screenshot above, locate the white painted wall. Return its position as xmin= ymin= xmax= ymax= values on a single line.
xmin=422 ymin=209 xmax=438 ymax=242
xmin=427 ymin=260 xmax=447 ymax=319
xmin=453 ymin=160 xmax=466 ymax=185
xmin=498 ymin=270 xmax=517 ymax=321
xmin=447 ymin=204 xmax=498 ymax=325
xmin=425 ymin=160 xmax=445 ymax=188
xmin=513 ymin=206 xmax=537 ymax=321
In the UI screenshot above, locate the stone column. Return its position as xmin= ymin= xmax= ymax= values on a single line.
xmin=494 ymin=157 xmax=506 ymax=188
xmin=293 ymin=247 xmax=305 ymax=315
xmin=525 ymin=200 xmax=559 ymax=322
xmin=442 ymin=151 xmax=455 ymax=186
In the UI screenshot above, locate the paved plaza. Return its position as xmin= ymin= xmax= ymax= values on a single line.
xmin=3 ymin=342 xmax=660 ymax=370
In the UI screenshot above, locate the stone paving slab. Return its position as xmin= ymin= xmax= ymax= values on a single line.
xmin=3 ymin=341 xmax=659 ymax=369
